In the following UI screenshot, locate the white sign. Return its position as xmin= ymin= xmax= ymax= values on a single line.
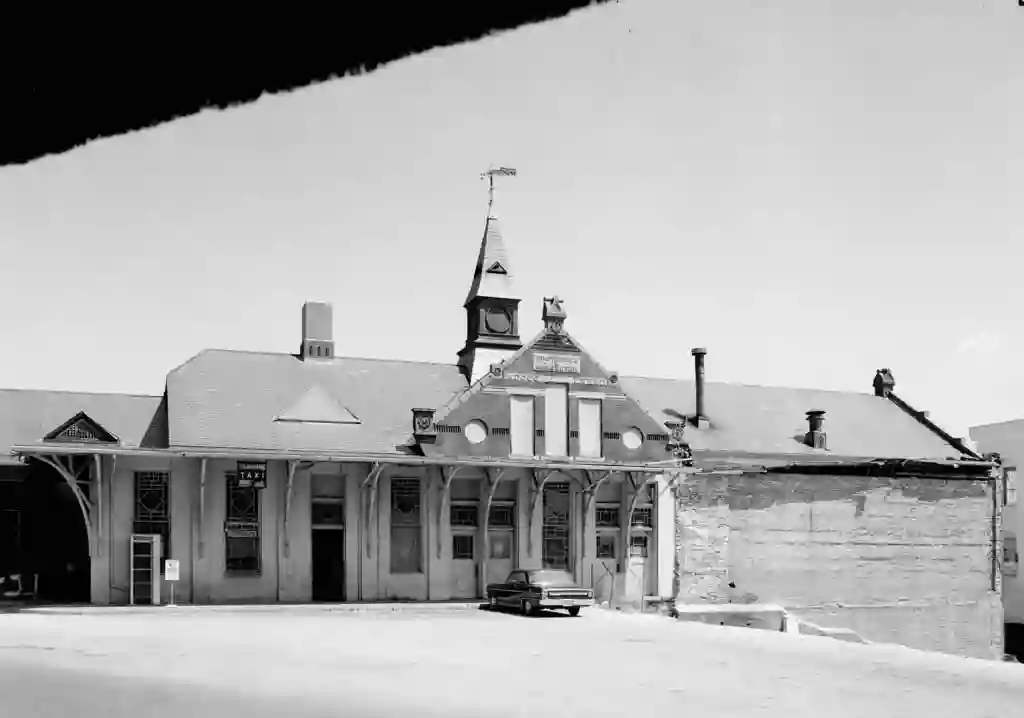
xmin=532 ymin=352 xmax=581 ymax=374
xmin=165 ymin=559 xmax=180 ymax=582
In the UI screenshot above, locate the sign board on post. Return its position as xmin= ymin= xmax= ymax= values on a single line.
xmin=164 ymin=559 xmax=179 ymax=607
xmin=237 ymin=461 xmax=267 ymax=489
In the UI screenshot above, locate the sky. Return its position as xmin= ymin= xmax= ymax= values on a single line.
xmin=0 ymin=0 xmax=1021 ymax=442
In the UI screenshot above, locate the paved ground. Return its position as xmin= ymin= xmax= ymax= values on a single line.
xmin=1 ymin=605 xmax=1023 ymax=717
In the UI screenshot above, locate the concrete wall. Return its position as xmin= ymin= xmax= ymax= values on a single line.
xmin=674 ymin=472 xmax=1002 ymax=660
xmin=971 ymin=421 xmax=1024 ymax=624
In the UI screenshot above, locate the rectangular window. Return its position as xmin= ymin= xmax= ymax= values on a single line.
xmin=510 ymin=395 xmax=536 ymax=456
xmin=450 ymin=503 xmax=479 ymax=528
xmin=595 ymin=504 xmax=620 ymax=528
xmin=134 ymin=471 xmax=171 ymax=573
xmin=225 ymin=473 xmax=260 ymax=574
xmin=596 ymin=534 xmax=617 ymax=559
xmin=630 ymin=534 xmax=649 ymax=558
xmin=544 ymin=384 xmax=569 ymax=457
xmin=1007 ymin=468 xmax=1018 ymax=507
xmin=489 ymin=503 xmax=515 ymax=529
xmin=578 ymin=397 xmax=603 ymax=458
xmin=631 ymin=507 xmax=653 ymax=529
xmin=1005 ymin=532 xmax=1019 ymax=578
xmin=452 ymin=534 xmax=475 ymax=560
xmin=390 ymin=479 xmax=422 ymax=574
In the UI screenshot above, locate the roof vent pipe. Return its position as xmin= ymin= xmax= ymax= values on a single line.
xmin=691 ymin=348 xmax=709 ymax=429
xmin=805 ymin=410 xmax=827 ymax=450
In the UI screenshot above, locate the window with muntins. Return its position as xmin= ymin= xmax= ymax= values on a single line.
xmin=134 ymin=471 xmax=170 ymax=572
xmin=390 ymin=479 xmax=422 ymax=574
xmin=225 ymin=473 xmax=260 ymax=574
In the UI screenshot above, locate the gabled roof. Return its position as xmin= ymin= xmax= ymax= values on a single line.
xmin=1 ymin=352 xmax=974 ymax=464
xmin=464 ymin=215 xmax=516 ymax=306
xmin=0 ymin=389 xmax=166 ymax=458
xmin=166 ymin=349 xmax=467 ymax=454
xmin=618 ymin=375 xmax=967 ymax=461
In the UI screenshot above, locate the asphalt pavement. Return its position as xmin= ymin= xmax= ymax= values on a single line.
xmin=2 ymin=605 xmax=1023 ymax=718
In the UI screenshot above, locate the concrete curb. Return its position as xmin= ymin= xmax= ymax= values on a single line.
xmin=15 ymin=602 xmax=485 ymax=616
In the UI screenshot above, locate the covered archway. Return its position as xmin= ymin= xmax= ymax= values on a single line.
xmin=0 ymin=457 xmax=92 ymax=603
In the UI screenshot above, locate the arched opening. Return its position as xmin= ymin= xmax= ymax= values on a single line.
xmin=0 ymin=458 xmax=91 ymax=603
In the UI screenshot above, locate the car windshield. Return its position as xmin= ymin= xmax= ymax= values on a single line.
xmin=529 ymin=570 xmax=576 ymax=587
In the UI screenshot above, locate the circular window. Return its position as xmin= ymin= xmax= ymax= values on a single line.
xmin=465 ymin=419 xmax=489 ymax=444
xmin=622 ymin=427 xmax=644 ymax=450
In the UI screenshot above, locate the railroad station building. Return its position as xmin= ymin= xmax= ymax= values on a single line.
xmin=0 ymin=198 xmax=1004 ymax=659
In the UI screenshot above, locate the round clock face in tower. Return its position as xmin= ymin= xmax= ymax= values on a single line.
xmin=484 ymin=308 xmax=512 ymax=334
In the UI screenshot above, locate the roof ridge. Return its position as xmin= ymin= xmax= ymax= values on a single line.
xmin=619 ymin=374 xmax=875 ymax=396
xmin=194 ymin=348 xmax=461 ymax=369
xmin=0 ymin=387 xmax=161 ymax=399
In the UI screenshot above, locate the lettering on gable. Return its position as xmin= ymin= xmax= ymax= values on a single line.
xmin=532 ymin=352 xmax=581 ymax=374
xmin=506 ymin=372 xmax=610 ymax=387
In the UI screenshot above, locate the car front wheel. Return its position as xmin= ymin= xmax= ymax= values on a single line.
xmin=522 ymin=599 xmax=535 ymax=616
xmin=489 ymin=596 xmax=498 ymax=610
xmin=567 ymin=607 xmax=581 ymax=617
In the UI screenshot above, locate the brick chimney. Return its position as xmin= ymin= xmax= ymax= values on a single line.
xmin=804 ymin=410 xmax=827 ymax=449
xmin=873 ymin=368 xmax=895 ymax=398
xmin=691 ymin=348 xmax=709 ymax=429
xmin=301 ymin=301 xmax=334 ymax=360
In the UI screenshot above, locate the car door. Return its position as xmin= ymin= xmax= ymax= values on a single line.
xmin=499 ymin=571 xmax=524 ymax=607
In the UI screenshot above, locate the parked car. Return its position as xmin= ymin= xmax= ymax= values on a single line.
xmin=486 ymin=568 xmax=595 ymax=616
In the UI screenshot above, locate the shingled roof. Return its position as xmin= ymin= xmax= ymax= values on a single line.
xmin=165 ymin=350 xmax=467 ymax=454
xmin=0 ymin=389 xmax=166 ymax=461
xmin=618 ymin=376 xmax=964 ymax=461
xmin=1 ymin=351 xmax=970 ymax=464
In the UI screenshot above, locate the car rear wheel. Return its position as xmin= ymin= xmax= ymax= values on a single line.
xmin=522 ymin=599 xmax=535 ymax=616
xmin=567 ymin=607 xmax=581 ymax=617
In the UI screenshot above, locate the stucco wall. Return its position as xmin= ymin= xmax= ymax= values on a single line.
xmin=675 ymin=473 xmax=1002 ymax=660
xmin=93 ymin=459 xmax=671 ymax=606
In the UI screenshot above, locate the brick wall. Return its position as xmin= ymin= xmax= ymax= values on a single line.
xmin=675 ymin=473 xmax=1003 ymax=660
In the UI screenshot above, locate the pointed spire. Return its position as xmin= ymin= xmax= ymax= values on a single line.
xmin=466 ymin=167 xmax=519 ymax=307
xmin=465 ymin=215 xmax=516 ymax=306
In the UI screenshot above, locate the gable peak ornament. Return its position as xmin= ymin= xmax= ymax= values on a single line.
xmin=542 ymin=296 xmax=567 ymax=334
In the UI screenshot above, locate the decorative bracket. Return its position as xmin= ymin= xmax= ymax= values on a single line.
xmin=480 ymin=467 xmax=508 ymax=595
xmin=436 ymin=465 xmax=465 ymax=559
xmin=283 ymin=460 xmax=316 ymax=558
xmin=621 ymin=471 xmax=647 ymax=572
xmin=577 ymin=470 xmax=611 ymax=562
xmin=37 ymin=454 xmax=96 ymax=557
xmin=361 ymin=463 xmax=386 ymax=558
xmin=527 ymin=468 xmax=556 ymax=557
xmin=412 ymin=408 xmax=437 ymax=444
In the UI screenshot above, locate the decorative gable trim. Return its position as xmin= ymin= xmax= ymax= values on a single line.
xmin=43 ymin=411 xmax=120 ymax=445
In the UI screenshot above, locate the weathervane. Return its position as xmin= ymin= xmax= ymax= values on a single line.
xmin=480 ymin=166 xmax=517 ymax=217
